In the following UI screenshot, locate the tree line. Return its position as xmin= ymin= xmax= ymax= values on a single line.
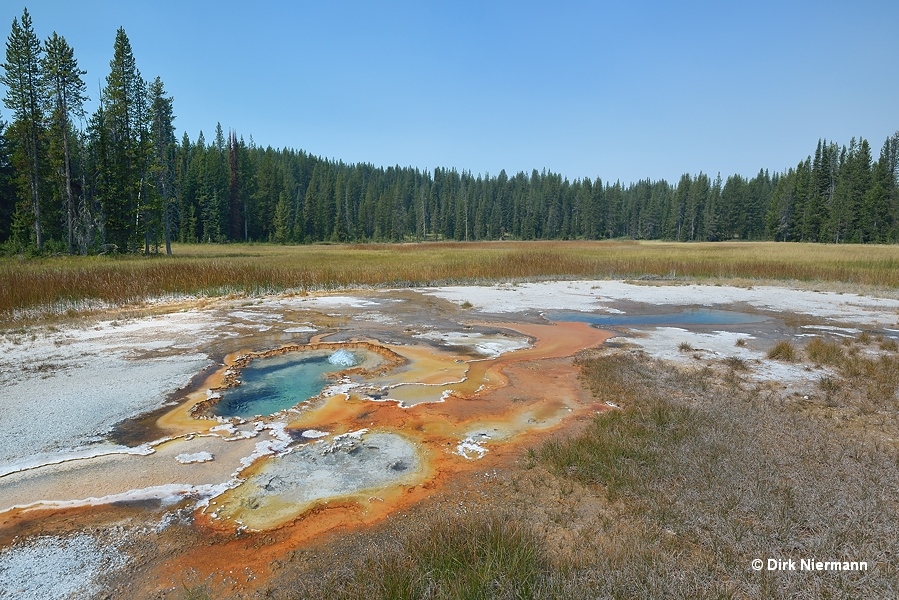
xmin=1 ymin=8 xmax=898 ymax=255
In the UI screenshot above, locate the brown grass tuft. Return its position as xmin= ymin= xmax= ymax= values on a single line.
xmin=767 ymin=340 xmax=798 ymax=361
xmin=805 ymin=337 xmax=844 ymax=366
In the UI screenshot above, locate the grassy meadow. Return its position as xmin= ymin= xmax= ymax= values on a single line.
xmin=3 ymin=240 xmax=899 ymax=324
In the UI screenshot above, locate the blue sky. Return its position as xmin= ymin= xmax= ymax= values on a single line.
xmin=4 ymin=1 xmax=898 ymax=184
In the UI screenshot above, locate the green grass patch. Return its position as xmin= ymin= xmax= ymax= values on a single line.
xmin=537 ymin=353 xmax=700 ymax=500
xmin=536 ymin=400 xmax=696 ymax=500
xmin=336 ymin=513 xmax=548 ymax=600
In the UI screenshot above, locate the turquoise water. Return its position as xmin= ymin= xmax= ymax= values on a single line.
xmin=213 ymin=351 xmax=356 ymax=418
xmin=547 ymin=308 xmax=768 ymax=327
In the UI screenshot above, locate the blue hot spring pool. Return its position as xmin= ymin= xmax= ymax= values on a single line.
xmin=547 ymin=307 xmax=769 ymax=327
xmin=212 ymin=349 xmax=358 ymax=418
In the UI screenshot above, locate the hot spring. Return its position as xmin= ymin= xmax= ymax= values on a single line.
xmin=211 ymin=349 xmax=360 ymax=418
xmin=547 ymin=307 xmax=769 ymax=327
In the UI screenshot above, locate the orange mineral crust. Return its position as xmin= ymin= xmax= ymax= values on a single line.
xmin=0 ymin=309 xmax=611 ymax=597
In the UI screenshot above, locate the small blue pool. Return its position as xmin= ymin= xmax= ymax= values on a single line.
xmin=212 ymin=350 xmax=358 ymax=418
xmin=547 ymin=307 xmax=769 ymax=327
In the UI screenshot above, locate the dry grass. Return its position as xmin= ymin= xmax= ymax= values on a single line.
xmin=801 ymin=334 xmax=899 ymax=410
xmin=260 ymin=351 xmax=899 ymax=599
xmin=767 ymin=340 xmax=798 ymax=361
xmin=532 ymin=352 xmax=899 ymax=598
xmin=806 ymin=337 xmax=845 ymax=366
xmin=723 ymin=356 xmax=750 ymax=371
xmin=4 ymin=240 xmax=899 ymax=325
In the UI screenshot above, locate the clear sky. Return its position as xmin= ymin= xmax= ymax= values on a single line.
xmin=4 ymin=0 xmax=899 ymax=184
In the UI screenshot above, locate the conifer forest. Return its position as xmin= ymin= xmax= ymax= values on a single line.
xmin=2 ymin=9 xmax=898 ymax=256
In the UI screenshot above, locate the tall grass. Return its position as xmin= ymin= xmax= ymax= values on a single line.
xmin=802 ymin=334 xmax=899 ymax=408
xmin=806 ymin=337 xmax=845 ymax=366
xmin=3 ymin=240 xmax=899 ymax=323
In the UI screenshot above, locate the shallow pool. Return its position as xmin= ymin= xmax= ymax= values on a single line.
xmin=212 ymin=350 xmax=357 ymax=418
xmin=547 ymin=307 xmax=769 ymax=327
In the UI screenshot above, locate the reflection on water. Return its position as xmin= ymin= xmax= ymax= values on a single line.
xmin=548 ymin=307 xmax=769 ymax=327
xmin=212 ymin=351 xmax=357 ymax=418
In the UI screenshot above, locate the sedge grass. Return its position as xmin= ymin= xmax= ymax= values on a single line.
xmin=4 ymin=240 xmax=899 ymax=324
xmin=273 ymin=511 xmax=549 ymax=600
xmin=357 ymin=513 xmax=546 ymax=600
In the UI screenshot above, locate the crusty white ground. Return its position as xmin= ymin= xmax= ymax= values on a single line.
xmin=616 ymin=326 xmax=828 ymax=385
xmin=0 ymin=533 xmax=126 ymax=599
xmin=0 ymin=310 xmax=223 ymax=468
xmin=422 ymin=280 xmax=899 ymax=389
xmin=413 ymin=330 xmax=530 ymax=357
xmin=419 ymin=280 xmax=899 ymax=327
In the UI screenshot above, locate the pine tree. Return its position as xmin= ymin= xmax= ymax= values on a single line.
xmin=686 ymin=173 xmax=709 ymax=240
xmin=804 ymin=140 xmax=836 ymax=242
xmin=41 ymin=32 xmax=87 ymax=254
xmin=148 ymin=76 xmax=176 ymax=254
xmin=0 ymin=115 xmax=16 ymax=244
xmin=766 ymin=169 xmax=794 ymax=241
xmin=1 ymin=8 xmax=46 ymax=250
xmin=175 ymin=131 xmax=195 ymax=242
xmin=228 ymin=130 xmax=242 ymax=240
xmin=829 ymin=138 xmax=871 ymax=243
xmin=237 ymin=134 xmax=256 ymax=241
xmin=703 ymin=174 xmax=723 ymax=241
xmin=720 ymin=175 xmax=747 ymax=239
xmin=670 ymin=174 xmax=691 ymax=240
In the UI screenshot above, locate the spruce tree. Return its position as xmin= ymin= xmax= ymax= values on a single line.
xmin=148 ymin=76 xmax=176 ymax=254
xmin=228 ymin=130 xmax=242 ymax=240
xmin=42 ymin=32 xmax=87 ymax=254
xmin=99 ymin=27 xmax=146 ymax=251
xmin=1 ymin=8 xmax=46 ymax=250
xmin=0 ymin=114 xmax=16 ymax=244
